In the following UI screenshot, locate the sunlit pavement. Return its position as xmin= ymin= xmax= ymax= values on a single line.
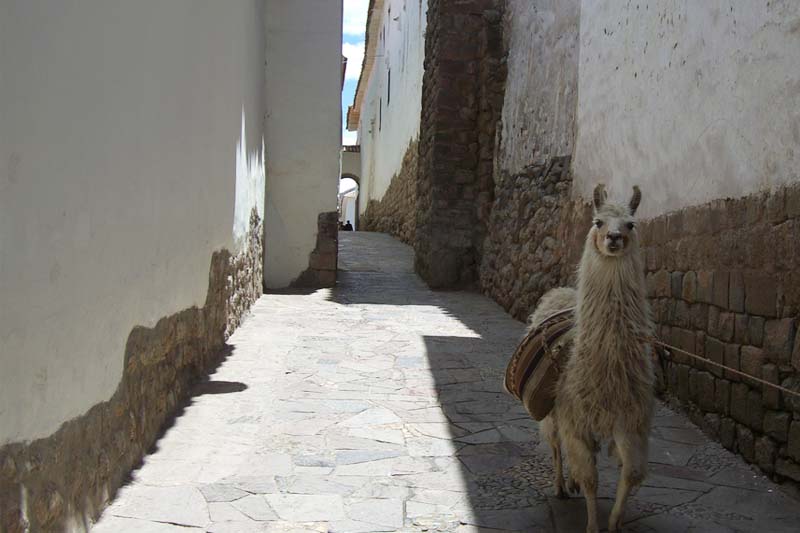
xmin=93 ymin=232 xmax=800 ymax=532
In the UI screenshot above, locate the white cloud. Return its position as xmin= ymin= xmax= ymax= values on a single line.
xmin=342 ymin=41 xmax=365 ymax=81
xmin=342 ymin=129 xmax=358 ymax=145
xmin=343 ymin=0 xmax=369 ymax=36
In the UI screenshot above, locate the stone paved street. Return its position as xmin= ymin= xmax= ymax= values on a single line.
xmin=93 ymin=232 xmax=800 ymax=532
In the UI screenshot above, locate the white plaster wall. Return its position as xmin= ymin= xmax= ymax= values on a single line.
xmin=263 ymin=0 xmax=343 ymax=288
xmin=498 ymin=0 xmax=580 ymax=175
xmin=0 ymin=0 xmax=266 ymax=444
xmin=341 ymin=150 xmax=362 ymax=182
xmin=358 ymin=0 xmax=427 ymax=210
xmin=573 ymin=0 xmax=800 ymax=218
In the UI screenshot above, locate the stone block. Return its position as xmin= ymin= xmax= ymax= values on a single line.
xmin=743 ymin=273 xmax=777 ymax=317
xmin=646 ymin=247 xmax=658 ymax=271
xmin=766 ymin=187 xmax=787 ymax=224
xmin=786 ymin=184 xmax=800 ymax=219
xmin=652 ymin=270 xmax=670 ymax=298
xmin=682 ymin=271 xmax=697 ymax=302
xmin=717 ymin=312 xmax=735 ymax=343
xmin=691 ymin=304 xmax=708 ymax=330
xmin=749 ymin=316 xmax=765 ymax=347
xmin=720 ymin=417 xmax=736 ymax=450
xmin=739 ymin=346 xmax=764 ymax=383
xmin=795 ymin=332 xmax=800 ymax=372
xmin=733 ymin=314 xmax=749 ymax=344
xmin=316 ymin=270 xmax=337 ymax=288
xmin=729 ymin=272 xmax=744 ymax=313
xmin=713 ymin=271 xmax=729 ymax=309
xmin=763 ymin=410 xmax=790 ymax=442
xmin=762 ymin=364 xmax=781 ymax=409
xmin=764 ymin=318 xmax=796 ymax=363
xmin=645 ymin=273 xmax=657 ymax=298
xmin=715 ymin=378 xmax=731 ymax=415
xmin=747 ymin=389 xmax=764 ymax=432
xmin=782 ymin=376 xmax=800 ymax=415
xmin=789 ymin=421 xmax=800 ymax=462
xmin=755 ymin=436 xmax=777 ymax=473
xmin=707 ymin=306 xmax=720 ymax=338
xmin=704 ymin=413 xmax=721 ymax=439
xmin=776 ymin=458 xmax=800 ymax=482
xmin=730 ymin=383 xmax=750 ymax=425
xmin=671 ymin=328 xmax=695 ymax=364
xmin=697 ymin=371 xmax=716 ymax=412
xmin=736 ymin=425 xmax=755 ymax=463
xmin=724 ymin=344 xmax=741 ymax=382
xmin=695 ymin=331 xmax=706 ymax=357
xmin=675 ymin=301 xmax=693 ymax=329
xmin=308 ymin=252 xmax=336 ymax=271
xmin=677 ymin=364 xmax=690 ymax=402
xmin=697 ymin=271 xmax=713 ymax=304
xmin=670 ymin=271 xmax=683 ymax=299
xmin=688 ymin=369 xmax=700 ymax=404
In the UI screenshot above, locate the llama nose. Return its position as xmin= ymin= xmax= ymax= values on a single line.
xmin=607 ymin=232 xmax=622 ymax=242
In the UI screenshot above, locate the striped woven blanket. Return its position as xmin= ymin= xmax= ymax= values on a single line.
xmin=504 ymin=307 xmax=575 ymax=421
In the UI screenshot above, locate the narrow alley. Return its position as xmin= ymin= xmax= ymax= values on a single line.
xmin=93 ymin=233 xmax=800 ymax=533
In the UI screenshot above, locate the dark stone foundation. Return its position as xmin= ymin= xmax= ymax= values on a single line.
xmin=291 ymin=211 xmax=338 ymax=288
xmin=0 ymin=209 xmax=264 ymax=533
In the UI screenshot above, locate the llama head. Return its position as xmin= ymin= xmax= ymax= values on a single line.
xmin=590 ymin=184 xmax=642 ymax=257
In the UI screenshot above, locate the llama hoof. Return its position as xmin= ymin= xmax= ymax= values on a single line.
xmin=609 ymin=514 xmax=624 ymax=531
xmin=585 ymin=525 xmax=600 ymax=533
xmin=567 ymin=477 xmax=581 ymax=494
xmin=554 ymin=486 xmax=568 ymax=499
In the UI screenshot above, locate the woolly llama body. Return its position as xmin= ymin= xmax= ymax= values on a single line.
xmin=533 ymin=185 xmax=654 ymax=533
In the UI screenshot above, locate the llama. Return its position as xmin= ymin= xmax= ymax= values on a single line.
xmin=532 ymin=184 xmax=654 ymax=533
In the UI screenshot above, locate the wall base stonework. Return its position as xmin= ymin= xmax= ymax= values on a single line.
xmin=639 ymin=184 xmax=800 ymax=486
xmin=360 ymin=141 xmax=418 ymax=244
xmin=0 ymin=210 xmax=264 ymax=533
xmin=291 ymin=211 xmax=338 ymax=288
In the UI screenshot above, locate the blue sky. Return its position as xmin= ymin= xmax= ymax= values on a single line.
xmin=342 ymin=0 xmax=368 ymax=146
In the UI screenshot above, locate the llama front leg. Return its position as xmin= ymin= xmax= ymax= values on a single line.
xmin=608 ymin=430 xmax=648 ymax=531
xmin=564 ymin=434 xmax=599 ymax=533
xmin=551 ymin=441 xmax=567 ymax=498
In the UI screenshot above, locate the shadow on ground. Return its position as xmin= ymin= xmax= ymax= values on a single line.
xmin=328 ymin=231 xmax=800 ymax=532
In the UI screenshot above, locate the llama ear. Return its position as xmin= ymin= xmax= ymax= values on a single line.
xmin=593 ymin=184 xmax=607 ymax=211
xmin=629 ymin=186 xmax=642 ymax=215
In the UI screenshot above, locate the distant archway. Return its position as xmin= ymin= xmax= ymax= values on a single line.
xmin=339 ymin=175 xmax=360 ymax=230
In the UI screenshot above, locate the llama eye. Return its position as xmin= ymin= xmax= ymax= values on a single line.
xmin=594 ymin=220 xmax=604 ymax=228
xmin=626 ymin=222 xmax=635 ymax=230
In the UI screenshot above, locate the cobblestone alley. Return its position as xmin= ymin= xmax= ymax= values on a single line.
xmin=94 ymin=233 xmax=800 ymax=532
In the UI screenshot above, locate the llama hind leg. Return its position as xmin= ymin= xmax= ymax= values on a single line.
xmin=541 ymin=416 xmax=567 ymax=498
xmin=608 ymin=430 xmax=648 ymax=531
xmin=564 ymin=433 xmax=599 ymax=533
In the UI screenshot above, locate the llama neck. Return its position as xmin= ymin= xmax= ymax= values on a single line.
xmin=575 ymin=242 xmax=651 ymax=347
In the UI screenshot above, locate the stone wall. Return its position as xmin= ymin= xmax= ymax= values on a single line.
xmin=0 ymin=210 xmax=263 ymax=533
xmin=360 ymin=141 xmax=418 ymax=244
xmin=640 ymin=185 xmax=800 ymax=484
xmin=414 ymin=0 xmax=507 ymax=289
xmin=480 ymin=157 xmax=579 ymax=319
xmin=481 ymin=179 xmax=800 ymax=485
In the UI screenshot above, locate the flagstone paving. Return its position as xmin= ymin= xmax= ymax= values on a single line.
xmin=93 ymin=232 xmax=800 ymax=532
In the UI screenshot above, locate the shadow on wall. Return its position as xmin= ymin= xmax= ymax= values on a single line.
xmin=0 ymin=209 xmax=263 ymax=532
